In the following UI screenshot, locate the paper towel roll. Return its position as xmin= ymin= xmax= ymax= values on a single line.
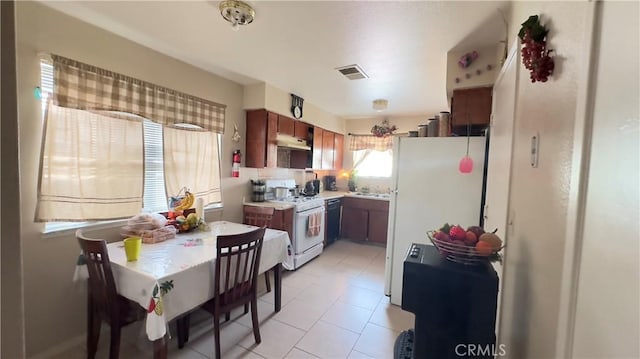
xmin=195 ymin=198 xmax=204 ymax=219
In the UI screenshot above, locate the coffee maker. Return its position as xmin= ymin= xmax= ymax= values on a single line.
xmin=324 ymin=175 xmax=337 ymax=191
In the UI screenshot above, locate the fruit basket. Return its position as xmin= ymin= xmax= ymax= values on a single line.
xmin=427 ymin=223 xmax=504 ymax=265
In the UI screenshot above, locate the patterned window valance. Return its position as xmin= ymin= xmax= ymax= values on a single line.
xmin=348 ymin=134 xmax=394 ymax=151
xmin=51 ymin=54 xmax=226 ymax=133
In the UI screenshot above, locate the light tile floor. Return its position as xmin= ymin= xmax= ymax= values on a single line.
xmin=58 ymin=240 xmax=414 ymax=359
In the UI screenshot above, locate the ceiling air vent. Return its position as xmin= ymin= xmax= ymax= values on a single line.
xmin=336 ymin=64 xmax=369 ymax=80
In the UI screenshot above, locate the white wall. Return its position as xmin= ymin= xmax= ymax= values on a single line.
xmin=497 ymin=2 xmax=592 ymax=358
xmin=0 ymin=1 xmax=27 ymax=357
xmin=446 ymin=44 xmax=501 ymax=103
xmin=264 ymin=83 xmax=345 ymax=134
xmin=571 ymin=1 xmax=639 ymax=357
xmin=244 ymin=82 xmax=345 ymax=135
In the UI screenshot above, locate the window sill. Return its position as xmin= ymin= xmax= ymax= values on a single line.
xmin=41 ymin=204 xmax=224 ymax=239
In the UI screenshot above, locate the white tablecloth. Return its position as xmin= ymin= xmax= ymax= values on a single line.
xmin=75 ymin=221 xmax=292 ymax=341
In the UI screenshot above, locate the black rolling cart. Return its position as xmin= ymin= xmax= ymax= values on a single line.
xmin=395 ymin=244 xmax=499 ymax=359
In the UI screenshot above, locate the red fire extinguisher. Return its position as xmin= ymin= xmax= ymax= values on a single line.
xmin=232 ymin=150 xmax=241 ymax=177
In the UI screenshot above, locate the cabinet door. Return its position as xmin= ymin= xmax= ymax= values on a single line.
xmin=333 ymin=133 xmax=344 ymax=170
xmin=246 ymin=110 xmax=268 ymax=168
xmin=312 ymin=127 xmax=323 ymax=169
xmin=368 ymin=209 xmax=389 ymax=245
xmin=294 ymin=121 xmax=309 ymax=141
xmin=268 ymin=207 xmax=293 ymax=239
xmin=245 ymin=110 xmax=281 ymax=168
xmin=269 ymin=208 xmax=284 ymax=229
xmin=322 ymin=131 xmax=335 ymax=170
xmin=451 ymin=87 xmax=492 ymax=126
xmin=341 ymin=206 xmax=368 ymax=241
xmin=466 ymin=87 xmax=492 ymax=125
xmin=266 ymin=111 xmax=278 ymax=168
xmin=278 ymin=115 xmax=295 ymax=136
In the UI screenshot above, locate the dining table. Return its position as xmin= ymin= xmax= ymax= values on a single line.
xmin=74 ymin=220 xmax=293 ymax=358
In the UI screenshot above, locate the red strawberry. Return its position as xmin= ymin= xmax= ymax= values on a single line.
xmin=449 ymin=225 xmax=467 ymax=241
xmin=147 ymin=298 xmax=156 ymax=314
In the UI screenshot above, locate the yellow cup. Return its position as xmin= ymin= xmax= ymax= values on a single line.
xmin=123 ymin=237 xmax=142 ymax=262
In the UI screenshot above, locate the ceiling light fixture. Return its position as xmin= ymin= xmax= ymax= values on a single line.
xmin=372 ymin=99 xmax=388 ymax=112
xmin=219 ymin=0 xmax=255 ymax=31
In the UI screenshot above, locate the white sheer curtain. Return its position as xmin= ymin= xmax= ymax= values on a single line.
xmin=163 ymin=126 xmax=222 ymax=206
xmin=36 ymin=102 xmax=144 ymax=221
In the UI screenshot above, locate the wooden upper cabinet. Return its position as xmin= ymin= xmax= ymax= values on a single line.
xmin=312 ymin=127 xmax=323 ymax=169
xmin=245 ymin=109 xmax=278 ymax=168
xmin=451 ymin=86 xmax=493 ymax=126
xmin=278 ymin=115 xmax=295 ymax=136
xmin=333 ymin=133 xmax=344 ymax=170
xmin=266 ymin=112 xmax=278 ymax=167
xmin=294 ymin=121 xmax=309 ymax=141
xmin=322 ymin=131 xmax=335 ymax=170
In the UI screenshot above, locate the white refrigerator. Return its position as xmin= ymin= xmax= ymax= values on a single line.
xmin=384 ymin=136 xmax=487 ymax=305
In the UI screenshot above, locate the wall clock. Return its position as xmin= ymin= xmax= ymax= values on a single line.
xmin=291 ymin=94 xmax=304 ymax=119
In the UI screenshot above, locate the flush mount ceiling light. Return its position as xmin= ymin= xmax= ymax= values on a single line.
xmin=219 ymin=0 xmax=255 ymax=31
xmin=372 ymin=99 xmax=388 ymax=112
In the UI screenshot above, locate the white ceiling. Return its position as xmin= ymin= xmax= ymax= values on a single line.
xmin=41 ymin=1 xmax=509 ymax=119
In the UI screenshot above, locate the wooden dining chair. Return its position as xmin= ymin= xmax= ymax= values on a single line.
xmin=76 ymin=230 xmax=145 ymax=359
xmin=243 ymin=206 xmax=275 ymax=293
xmin=178 ymin=227 xmax=266 ymax=358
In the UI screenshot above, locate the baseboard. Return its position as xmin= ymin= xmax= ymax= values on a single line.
xmin=30 ymin=335 xmax=84 ymax=359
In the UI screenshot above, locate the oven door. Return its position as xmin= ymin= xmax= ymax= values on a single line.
xmin=294 ymin=205 xmax=325 ymax=254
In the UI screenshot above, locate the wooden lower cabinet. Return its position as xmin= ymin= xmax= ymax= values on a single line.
xmin=368 ymin=210 xmax=389 ymax=244
xmin=243 ymin=205 xmax=293 ymax=242
xmin=341 ymin=206 xmax=368 ymax=241
xmin=340 ymin=197 xmax=389 ymax=245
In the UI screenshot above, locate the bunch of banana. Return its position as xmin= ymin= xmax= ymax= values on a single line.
xmin=174 ymin=191 xmax=195 ymax=211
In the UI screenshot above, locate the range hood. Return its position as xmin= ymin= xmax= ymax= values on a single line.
xmin=276 ymin=134 xmax=311 ymax=151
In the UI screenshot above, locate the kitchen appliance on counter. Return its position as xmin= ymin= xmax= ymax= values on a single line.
xmin=303 ymin=180 xmax=316 ymax=196
xmin=265 ymin=179 xmax=325 ymax=269
xmin=250 ymin=179 xmax=266 ymax=202
xmin=324 ymin=175 xmax=338 ymax=191
xmin=385 ymin=136 xmax=487 ymax=305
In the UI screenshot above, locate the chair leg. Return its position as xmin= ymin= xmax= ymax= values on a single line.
xmin=225 ymin=312 xmax=230 ymax=322
xmin=177 ymin=314 xmax=191 ymax=349
xmin=244 ymin=303 xmax=249 ymax=314
xmin=250 ymin=297 xmax=261 ymax=344
xmin=265 ymin=273 xmax=271 ymax=293
xmin=87 ymin=303 xmax=101 ymax=359
xmin=109 ymin=324 xmax=121 ymax=359
xmin=213 ymin=314 xmax=221 ymax=359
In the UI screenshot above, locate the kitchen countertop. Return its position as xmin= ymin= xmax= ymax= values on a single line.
xmin=321 ymin=191 xmax=391 ymax=202
xmin=243 ymin=190 xmax=390 ymax=209
xmin=243 ymin=200 xmax=295 ymax=210
xmin=317 ymin=191 xmax=350 ymax=200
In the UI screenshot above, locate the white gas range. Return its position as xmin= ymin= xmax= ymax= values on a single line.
xmin=265 ymin=179 xmax=325 ymax=269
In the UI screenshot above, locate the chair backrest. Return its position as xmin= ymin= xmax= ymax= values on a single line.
xmin=214 ymin=227 xmax=266 ymax=310
xmin=76 ymin=230 xmax=119 ymax=318
xmin=243 ymin=206 xmax=274 ymax=227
